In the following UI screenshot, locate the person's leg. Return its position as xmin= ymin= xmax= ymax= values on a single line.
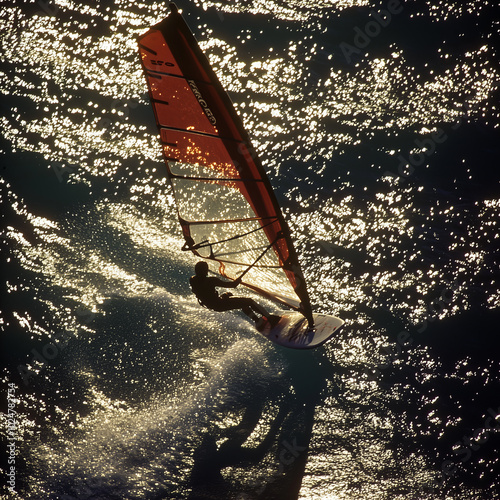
xmin=244 ymin=300 xmax=281 ymax=327
xmin=215 ymin=297 xmax=258 ymax=322
xmin=216 ymin=297 xmax=281 ymax=328
xmin=241 ymin=305 xmax=259 ymax=322
xmin=217 ymin=297 xmax=268 ymax=317
xmin=246 ymin=299 xmax=269 ymax=318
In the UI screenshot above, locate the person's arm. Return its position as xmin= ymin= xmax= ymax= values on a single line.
xmin=212 ymin=276 xmax=241 ymax=289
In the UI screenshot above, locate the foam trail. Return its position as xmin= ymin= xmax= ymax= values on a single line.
xmin=27 ymin=339 xmax=286 ymax=499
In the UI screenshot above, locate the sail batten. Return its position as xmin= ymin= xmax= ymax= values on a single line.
xmin=158 ymin=125 xmax=242 ymax=143
xmin=183 ymin=216 xmax=277 ymax=225
xmin=146 ymin=69 xmax=212 ymax=84
xmin=170 ymin=175 xmax=265 ymax=183
xmin=138 ymin=44 xmax=157 ymax=55
xmin=138 ymin=3 xmax=313 ymax=324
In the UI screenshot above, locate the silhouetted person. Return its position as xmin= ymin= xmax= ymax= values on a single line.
xmin=190 ymin=261 xmax=280 ymax=329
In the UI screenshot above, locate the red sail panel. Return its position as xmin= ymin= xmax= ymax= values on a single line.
xmin=138 ymin=3 xmax=313 ymax=324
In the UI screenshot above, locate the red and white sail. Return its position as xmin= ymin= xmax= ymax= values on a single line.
xmin=138 ymin=3 xmax=313 ymax=325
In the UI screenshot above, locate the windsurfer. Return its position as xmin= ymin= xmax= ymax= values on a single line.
xmin=189 ymin=261 xmax=281 ymax=329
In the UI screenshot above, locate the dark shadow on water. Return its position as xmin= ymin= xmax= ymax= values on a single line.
xmin=186 ymin=348 xmax=338 ymax=500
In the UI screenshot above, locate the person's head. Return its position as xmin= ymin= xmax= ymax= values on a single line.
xmin=195 ymin=261 xmax=209 ymax=277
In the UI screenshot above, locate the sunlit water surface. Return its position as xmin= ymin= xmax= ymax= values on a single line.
xmin=1 ymin=0 xmax=499 ymax=499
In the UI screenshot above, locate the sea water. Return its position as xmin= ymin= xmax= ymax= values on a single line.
xmin=1 ymin=0 xmax=499 ymax=498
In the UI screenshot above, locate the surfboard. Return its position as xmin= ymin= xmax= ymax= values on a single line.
xmin=258 ymin=311 xmax=344 ymax=349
